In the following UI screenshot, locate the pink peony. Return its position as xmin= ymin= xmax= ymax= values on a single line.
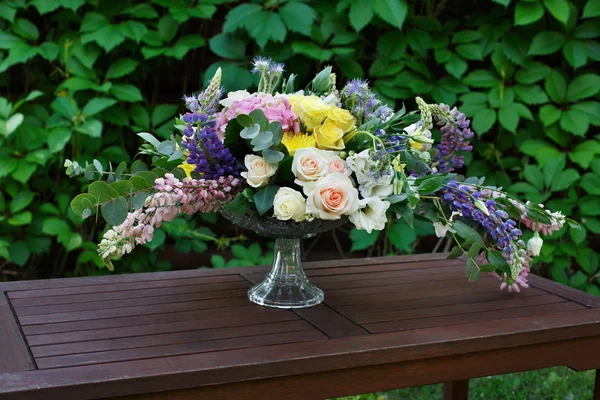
xmin=216 ymin=93 xmax=300 ymax=139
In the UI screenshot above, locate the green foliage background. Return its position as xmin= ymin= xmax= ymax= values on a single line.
xmin=0 ymin=0 xmax=598 ymax=294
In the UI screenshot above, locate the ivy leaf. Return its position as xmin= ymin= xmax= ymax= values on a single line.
xmin=82 ymin=98 xmax=117 ymax=116
xmin=539 ymin=104 xmax=562 ymax=126
xmin=388 ymin=222 xmax=417 ymax=252
xmin=551 ymin=169 xmax=581 ymax=192
xmin=563 ymin=41 xmax=588 ymax=69
xmin=456 ymin=44 xmax=483 ymax=60
xmin=119 ymin=21 xmax=148 ymax=43
xmin=246 ymin=11 xmax=286 ymax=48
xmin=13 ymin=18 xmax=40 ymax=41
xmin=560 ymin=109 xmax=589 ymax=136
xmin=110 ymin=84 xmax=144 ymax=102
xmin=373 ymin=0 xmax=408 ymax=29
xmin=158 ymin=15 xmax=178 ymax=43
xmin=152 ymin=104 xmax=177 ymax=127
xmin=545 ymin=70 xmax=567 ymax=103
xmin=498 ymin=106 xmax=519 ymax=133
xmin=82 ymin=25 xmax=125 ymax=52
xmin=444 ymin=54 xmax=468 ymax=79
xmin=279 ymin=2 xmax=315 ymax=36
xmin=472 ymin=108 xmax=496 ymax=135
xmin=292 ymin=41 xmax=333 ymax=62
xmin=80 ymin=12 xmax=108 ymax=32
xmin=106 ymin=58 xmax=139 ymax=79
xmin=515 ymin=62 xmax=551 ymax=84
xmin=515 ymin=1 xmax=545 ymax=25
xmin=47 ymin=127 xmax=72 ymax=153
xmin=350 ymin=228 xmax=379 ymax=251
xmin=209 ymin=33 xmax=245 ymax=60
xmin=566 ymin=73 xmax=600 ymax=102
xmin=543 ymin=0 xmax=570 ymax=25
xmin=223 ymin=3 xmax=263 ymax=32
xmin=513 ymin=84 xmax=549 ymax=105
xmin=582 ymin=0 xmax=600 ymax=18
xmin=580 ymin=173 xmax=600 ymax=195
xmin=528 ymin=31 xmax=566 ymax=55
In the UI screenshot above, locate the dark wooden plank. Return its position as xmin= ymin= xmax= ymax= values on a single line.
xmin=529 ymin=274 xmax=600 ymax=308
xmin=0 ymin=292 xmax=35 ymax=373
xmin=14 ymin=282 xmax=250 ymax=316
xmin=18 ymin=295 xmax=265 ymax=325
xmin=304 ymin=258 xmax=464 ymax=278
xmin=326 ymin=278 xmax=504 ymax=307
xmin=315 ymin=269 xmax=467 ymax=290
xmin=351 ymin=294 xmax=565 ymax=324
xmin=108 ymin=336 xmax=600 ymax=400
xmin=309 ymin=264 xmax=465 ymax=284
xmin=2 ymin=309 xmax=600 ymax=400
xmin=10 ymin=284 xmax=247 ymax=308
xmin=8 ymin=275 xmax=249 ymax=299
xmin=31 ymin=320 xmax=315 ymax=358
xmin=335 ymin=288 xmax=545 ymax=315
xmin=365 ymin=302 xmax=584 ymax=333
xmin=26 ymin=311 xmax=299 ymax=346
xmin=0 ymin=253 xmax=451 ymax=292
xmin=241 ymin=273 xmax=368 ymax=339
xmin=443 ymin=379 xmax=469 ymax=400
xmin=36 ymin=329 xmax=328 ymax=369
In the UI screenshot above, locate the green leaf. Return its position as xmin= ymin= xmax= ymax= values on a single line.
xmin=253 ymin=185 xmax=279 ymax=215
xmin=81 ymin=12 xmax=108 ymax=32
xmin=152 ymin=104 xmax=177 ymax=127
xmin=292 ymin=41 xmax=333 ymax=62
xmin=444 ymin=54 xmax=468 ymax=79
xmin=520 ymin=139 xmax=562 ymax=167
xmin=472 ymin=108 xmax=496 ymax=135
xmin=223 ymin=3 xmax=263 ymax=32
xmin=513 ymin=84 xmax=549 ymax=105
xmin=539 ymin=104 xmax=561 ymax=126
xmin=70 ymin=193 xmax=97 ymax=217
xmin=515 ymin=1 xmax=545 ymax=25
xmin=82 ymin=98 xmax=117 ymax=117
xmin=10 ymin=191 xmax=34 ymax=213
xmin=543 ymin=0 xmax=570 ymax=24
xmin=88 ymin=181 xmax=119 ymax=203
xmin=82 ymin=25 xmax=125 ymax=52
xmin=158 ymin=15 xmax=178 ymax=42
xmin=47 ymin=127 xmax=72 ymax=153
xmin=42 ymin=217 xmax=70 ymax=236
xmin=13 ymin=18 xmax=39 ymax=41
xmin=528 ymin=31 xmax=566 ymax=55
xmin=583 ymin=0 xmax=600 ymax=18
xmin=9 ymin=241 xmax=29 ymax=266
xmin=551 ymin=169 xmax=580 ymax=192
xmin=417 ymin=175 xmax=446 ymax=194
xmin=110 ymin=84 xmax=143 ymax=102
xmin=11 ymin=160 xmax=36 ymax=183
xmin=76 ymin=119 xmax=103 ymax=138
xmin=0 ymin=31 xmax=24 ymax=50
xmin=279 ymin=2 xmax=315 ymax=36
xmin=388 ymin=222 xmax=417 ymax=252
xmin=563 ymin=41 xmax=588 ymax=69
xmin=452 ymin=30 xmax=481 ymax=44
xmin=580 ymin=173 xmax=600 ymax=195
xmin=575 ymin=20 xmax=600 ymax=39
xmin=566 ymin=73 xmax=600 ymax=102
xmin=545 ymin=70 xmax=567 ymax=103
xmin=101 ymin=197 xmax=129 ymax=226
xmin=8 ymin=211 xmax=32 ymax=226
xmin=209 ymin=33 xmax=245 ymax=59
xmin=37 ymin=42 xmax=58 ymax=61
xmin=373 ymin=0 xmax=408 ymax=29
xmin=516 ymin=62 xmax=551 ymax=84
xmin=245 ymin=11 xmax=287 ymax=48
xmin=106 ymin=58 xmax=139 ymax=80
xmin=350 ymin=228 xmax=379 ymax=251
xmin=560 ymin=109 xmax=589 ymax=136
xmin=463 ymin=70 xmax=499 ymax=88
xmin=145 ymin=228 xmax=165 ymax=251
xmin=498 ymin=106 xmax=519 ymax=133
xmin=119 ymin=21 xmax=148 ymax=43
xmin=456 ymin=43 xmax=483 ymax=60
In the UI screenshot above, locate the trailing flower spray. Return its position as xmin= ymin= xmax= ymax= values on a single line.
xmin=65 ymin=56 xmax=577 ymax=290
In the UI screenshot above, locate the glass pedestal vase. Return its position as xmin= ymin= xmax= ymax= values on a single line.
xmin=219 ymin=207 xmax=347 ymax=309
xmin=248 ymin=238 xmax=323 ymax=308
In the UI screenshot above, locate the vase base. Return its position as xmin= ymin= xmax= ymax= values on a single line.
xmin=247 ymin=280 xmax=324 ymax=309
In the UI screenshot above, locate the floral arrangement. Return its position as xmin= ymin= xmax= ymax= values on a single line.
xmin=65 ymin=57 xmax=578 ymax=291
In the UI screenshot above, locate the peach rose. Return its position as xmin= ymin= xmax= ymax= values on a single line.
xmin=306 ymin=174 xmax=359 ymax=220
xmin=328 ymin=156 xmax=351 ymax=176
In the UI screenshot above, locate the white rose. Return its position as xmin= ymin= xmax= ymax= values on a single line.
xmin=328 ymin=156 xmax=351 ymax=176
xmin=292 ymin=148 xmax=335 ymax=195
xmin=306 ymin=174 xmax=359 ymax=220
xmin=273 ymin=187 xmax=307 ymax=222
xmin=240 ymin=155 xmax=277 ymax=188
xmin=349 ymin=197 xmax=390 ymax=233
xmin=219 ymin=90 xmax=252 ymax=108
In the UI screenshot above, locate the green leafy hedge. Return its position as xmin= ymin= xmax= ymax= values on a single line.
xmin=0 ymin=0 xmax=598 ymax=294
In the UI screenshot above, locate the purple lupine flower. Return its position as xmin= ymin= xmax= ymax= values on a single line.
xmin=183 ymin=116 xmax=240 ymax=180
xmin=430 ymin=104 xmax=474 ymax=172
xmin=440 ymin=180 xmax=526 ymax=286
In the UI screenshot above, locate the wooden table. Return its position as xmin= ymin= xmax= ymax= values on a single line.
xmin=1 ymin=253 xmax=600 ymax=400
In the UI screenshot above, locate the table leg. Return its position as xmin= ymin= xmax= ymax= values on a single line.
xmin=594 ymin=370 xmax=599 ymax=400
xmin=443 ymin=379 xmax=469 ymax=400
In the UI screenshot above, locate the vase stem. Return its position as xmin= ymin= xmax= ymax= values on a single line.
xmin=247 ymin=238 xmax=324 ymax=308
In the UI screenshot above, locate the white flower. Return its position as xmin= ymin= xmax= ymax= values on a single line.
xmin=433 ymin=222 xmax=452 ymax=238
xmin=359 ymin=168 xmax=394 ymax=198
xmin=292 ymin=148 xmax=335 ymax=195
xmin=322 ymin=92 xmax=340 ymax=105
xmin=527 ymin=232 xmax=543 ymax=256
xmin=346 ymin=150 xmax=394 ymax=197
xmin=328 ymin=156 xmax=351 ymax=176
xmin=349 ymin=197 xmax=390 ymax=233
xmin=273 ymin=187 xmax=307 ymax=222
xmin=345 ymin=149 xmax=371 ymax=184
xmin=219 ymin=90 xmax=252 ymax=107
xmin=240 ymin=155 xmax=277 ymax=188
xmin=306 ymin=174 xmax=359 ymax=220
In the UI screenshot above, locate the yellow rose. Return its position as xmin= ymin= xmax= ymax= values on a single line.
xmin=314 ymin=118 xmax=345 ymax=151
xmin=289 ymin=95 xmax=330 ymax=131
xmin=326 ymin=107 xmax=356 ymax=133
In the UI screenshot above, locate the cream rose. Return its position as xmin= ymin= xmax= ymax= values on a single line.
xmin=291 ymin=148 xmax=332 ymax=194
xmin=349 ymin=197 xmax=390 ymax=233
xmin=240 ymin=155 xmax=277 ymax=188
xmin=306 ymin=174 xmax=359 ymax=220
xmin=328 ymin=156 xmax=351 ymax=176
xmin=273 ymin=187 xmax=307 ymax=222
